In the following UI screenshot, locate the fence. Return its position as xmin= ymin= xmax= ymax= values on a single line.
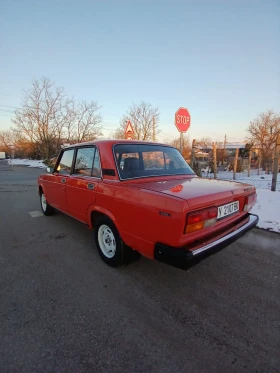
xmin=200 ymin=166 xmax=280 ymax=191
xmin=190 ymin=140 xmax=280 ymax=192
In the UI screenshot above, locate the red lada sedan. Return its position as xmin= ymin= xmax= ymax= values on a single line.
xmin=38 ymin=140 xmax=258 ymax=268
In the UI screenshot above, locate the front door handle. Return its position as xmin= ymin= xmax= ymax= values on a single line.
xmin=87 ymin=183 xmax=95 ymax=190
xmin=61 ymin=178 xmax=66 ymax=183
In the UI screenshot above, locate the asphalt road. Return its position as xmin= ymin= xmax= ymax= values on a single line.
xmin=0 ymin=160 xmax=279 ymax=373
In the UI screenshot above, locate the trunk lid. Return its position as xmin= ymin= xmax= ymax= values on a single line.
xmin=129 ymin=176 xmax=255 ymax=210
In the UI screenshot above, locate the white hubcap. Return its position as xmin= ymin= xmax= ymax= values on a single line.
xmin=41 ymin=194 xmax=47 ymax=211
xmin=98 ymin=225 xmax=116 ymax=258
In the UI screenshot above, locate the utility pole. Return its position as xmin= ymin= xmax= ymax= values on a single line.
xmin=190 ymin=139 xmax=196 ymax=168
xmin=233 ymin=147 xmax=239 ymax=180
xmin=152 ymin=116 xmax=156 ymax=142
xmin=271 ymin=134 xmax=280 ymax=191
xmin=222 ymin=134 xmax=227 ymax=167
xmin=248 ymin=148 xmax=252 ymax=177
xmin=212 ymin=142 xmax=217 ymax=179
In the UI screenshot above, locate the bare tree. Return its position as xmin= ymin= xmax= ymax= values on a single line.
xmin=112 ymin=101 xmax=160 ymax=141
xmin=163 ymin=134 xmax=191 ymax=160
xmin=11 ymin=77 xmax=102 ymax=159
xmin=111 ymin=127 xmax=126 ymax=140
xmin=0 ymin=130 xmax=13 ymax=150
xmin=0 ymin=129 xmax=37 ymax=158
xmin=71 ymin=101 xmax=102 ymax=143
xmin=196 ymin=136 xmax=212 ymax=149
xmin=11 ymin=78 xmax=66 ymax=158
xmin=0 ymin=130 xmax=13 ymax=156
xmin=247 ymin=110 xmax=280 ymax=169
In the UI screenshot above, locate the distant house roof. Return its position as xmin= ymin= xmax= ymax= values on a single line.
xmin=195 ymin=151 xmax=210 ymax=157
xmin=197 ymin=142 xmax=246 ymax=150
xmin=224 ymin=142 xmax=246 ymax=149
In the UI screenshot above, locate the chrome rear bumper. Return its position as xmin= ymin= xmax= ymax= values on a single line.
xmin=154 ymin=214 xmax=259 ymax=269
xmin=191 ymin=214 xmax=258 ymax=256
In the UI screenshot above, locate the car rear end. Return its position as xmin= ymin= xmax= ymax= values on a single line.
xmin=154 ymin=182 xmax=258 ymax=268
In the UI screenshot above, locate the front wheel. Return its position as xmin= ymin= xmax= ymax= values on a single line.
xmin=40 ymin=192 xmax=55 ymax=216
xmin=94 ymin=218 xmax=129 ymax=267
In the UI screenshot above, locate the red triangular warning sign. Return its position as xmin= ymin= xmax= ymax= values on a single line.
xmin=125 ymin=121 xmax=134 ymax=135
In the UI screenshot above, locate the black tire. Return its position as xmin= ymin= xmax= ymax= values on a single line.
xmin=40 ymin=191 xmax=55 ymax=216
xmin=94 ymin=217 xmax=129 ymax=267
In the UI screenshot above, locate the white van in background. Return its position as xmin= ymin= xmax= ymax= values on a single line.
xmin=0 ymin=152 xmax=6 ymax=160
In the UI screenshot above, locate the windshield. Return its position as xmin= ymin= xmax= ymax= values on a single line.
xmin=114 ymin=144 xmax=195 ymax=180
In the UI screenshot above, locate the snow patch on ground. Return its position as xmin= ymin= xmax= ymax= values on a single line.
xmin=8 ymin=159 xmax=47 ymax=169
xmin=251 ymin=189 xmax=280 ymax=234
xmin=202 ymin=168 xmax=280 ymax=191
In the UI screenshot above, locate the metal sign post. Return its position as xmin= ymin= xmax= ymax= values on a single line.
xmin=174 ymin=107 xmax=191 ymax=155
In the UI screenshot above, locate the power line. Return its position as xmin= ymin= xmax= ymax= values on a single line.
xmin=0 ymin=114 xmax=119 ymax=131
xmin=0 ymin=94 xmax=21 ymax=97
xmin=0 ymin=104 xmax=20 ymax=110
xmin=0 ymin=104 xmax=122 ymax=121
xmin=0 ymin=104 xmax=120 ymax=125
xmin=0 ymin=109 xmax=14 ymax=114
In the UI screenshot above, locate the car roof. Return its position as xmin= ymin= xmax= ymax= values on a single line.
xmin=67 ymin=139 xmax=175 ymax=149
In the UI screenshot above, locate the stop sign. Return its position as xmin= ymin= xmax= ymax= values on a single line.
xmin=175 ymin=107 xmax=191 ymax=133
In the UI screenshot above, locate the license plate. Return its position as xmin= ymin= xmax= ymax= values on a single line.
xmin=217 ymin=201 xmax=239 ymax=219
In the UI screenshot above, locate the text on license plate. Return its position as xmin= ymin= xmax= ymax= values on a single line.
xmin=217 ymin=201 xmax=239 ymax=219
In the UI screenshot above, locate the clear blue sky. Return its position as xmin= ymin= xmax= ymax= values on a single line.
xmin=0 ymin=0 xmax=279 ymax=142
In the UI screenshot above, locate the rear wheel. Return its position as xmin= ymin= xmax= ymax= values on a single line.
xmin=94 ymin=217 xmax=129 ymax=267
xmin=40 ymin=192 xmax=55 ymax=216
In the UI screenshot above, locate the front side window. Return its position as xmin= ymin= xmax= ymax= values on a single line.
xmin=56 ymin=149 xmax=74 ymax=175
xmin=114 ymin=144 xmax=195 ymax=180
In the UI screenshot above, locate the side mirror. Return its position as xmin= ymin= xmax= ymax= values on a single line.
xmin=46 ymin=167 xmax=54 ymax=174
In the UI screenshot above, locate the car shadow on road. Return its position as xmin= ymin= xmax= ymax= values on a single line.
xmin=48 ymin=209 xmax=236 ymax=272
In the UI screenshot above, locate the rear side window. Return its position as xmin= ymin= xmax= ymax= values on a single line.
xmin=74 ymin=147 xmax=95 ymax=176
xmin=72 ymin=146 xmax=102 ymax=178
xmin=56 ymin=149 xmax=74 ymax=175
xmin=92 ymin=148 xmax=101 ymax=178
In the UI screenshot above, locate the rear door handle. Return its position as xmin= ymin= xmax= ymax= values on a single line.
xmin=61 ymin=178 xmax=66 ymax=183
xmin=87 ymin=183 xmax=95 ymax=190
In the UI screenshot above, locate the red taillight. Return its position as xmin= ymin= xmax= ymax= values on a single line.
xmin=244 ymin=194 xmax=257 ymax=212
xmin=207 ymin=208 xmax=218 ymax=219
xmin=185 ymin=207 xmax=218 ymax=233
xmin=186 ymin=207 xmax=218 ymax=225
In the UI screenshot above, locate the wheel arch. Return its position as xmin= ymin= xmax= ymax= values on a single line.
xmin=88 ymin=206 xmax=121 ymax=232
xmin=38 ymin=184 xmax=43 ymax=195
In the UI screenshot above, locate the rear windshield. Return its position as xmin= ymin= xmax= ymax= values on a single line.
xmin=114 ymin=144 xmax=195 ymax=180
